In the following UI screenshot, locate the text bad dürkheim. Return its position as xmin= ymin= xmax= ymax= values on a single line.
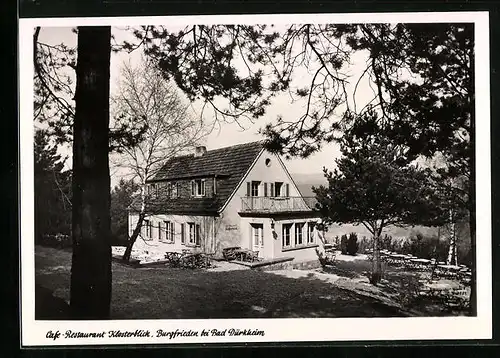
xmin=46 ymin=328 xmax=265 ymax=340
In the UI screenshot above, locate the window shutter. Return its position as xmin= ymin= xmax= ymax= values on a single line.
xmin=246 ymin=182 xmax=251 ymax=196
xmin=264 ymin=183 xmax=268 ymax=197
xmin=172 ymin=222 xmax=175 ymax=242
xmin=270 ymin=183 xmax=274 ymax=197
xmin=191 ymin=180 xmax=195 ymax=196
xmin=181 ymin=224 xmax=185 ymax=244
xmin=195 ymin=224 xmax=201 ymax=246
xmin=285 ymin=183 xmax=290 ymax=197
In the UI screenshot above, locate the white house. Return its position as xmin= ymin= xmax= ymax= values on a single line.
xmin=128 ymin=141 xmax=323 ymax=264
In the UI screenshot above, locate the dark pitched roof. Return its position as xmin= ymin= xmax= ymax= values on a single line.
xmin=138 ymin=141 xmax=265 ymax=214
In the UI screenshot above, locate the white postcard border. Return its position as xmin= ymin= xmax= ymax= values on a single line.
xmin=19 ymin=11 xmax=492 ymax=346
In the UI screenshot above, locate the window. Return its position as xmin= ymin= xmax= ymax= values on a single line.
xmin=188 ymin=223 xmax=201 ymax=246
xmin=282 ymin=223 xmax=292 ymax=247
xmin=166 ymin=182 xmax=172 ymax=198
xmin=158 ymin=221 xmax=163 ymax=241
xmin=144 ymin=219 xmax=152 ymax=239
xmin=274 ymin=182 xmax=283 ymax=197
xmin=191 ymin=179 xmax=206 ymax=197
xmin=180 ymin=223 xmax=186 ymax=244
xmin=172 ymin=182 xmax=178 ymax=198
xmin=295 ymin=223 xmax=305 ymax=246
xmin=165 ymin=221 xmax=174 ymax=243
xmin=307 ymin=222 xmax=315 ymax=244
xmin=272 ymin=182 xmax=289 ymax=197
xmin=251 ymin=223 xmax=264 ymax=247
xmin=251 ymin=181 xmax=260 ymax=196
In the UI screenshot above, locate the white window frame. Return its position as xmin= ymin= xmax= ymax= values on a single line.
xmin=295 ymin=222 xmax=305 ymax=246
xmin=165 ymin=221 xmax=174 ymax=243
xmin=188 ymin=222 xmax=200 ymax=246
xmin=180 ymin=223 xmax=186 ymax=244
xmin=144 ymin=219 xmax=152 ymax=239
xmin=172 ymin=182 xmax=178 ymax=198
xmin=282 ymin=223 xmax=292 ymax=248
xmin=191 ymin=179 xmax=206 ymax=197
xmin=251 ymin=181 xmax=260 ymax=197
xmin=251 ymin=223 xmax=264 ymax=247
xmin=307 ymin=222 xmax=315 ymax=244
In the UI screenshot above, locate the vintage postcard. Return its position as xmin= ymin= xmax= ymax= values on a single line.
xmin=19 ymin=11 xmax=492 ymax=346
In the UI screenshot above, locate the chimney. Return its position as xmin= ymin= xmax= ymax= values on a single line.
xmin=194 ymin=146 xmax=207 ymax=157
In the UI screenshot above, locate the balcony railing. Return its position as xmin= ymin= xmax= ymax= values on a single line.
xmin=240 ymin=196 xmax=318 ymax=213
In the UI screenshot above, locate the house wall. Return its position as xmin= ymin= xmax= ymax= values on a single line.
xmin=240 ymin=152 xmax=303 ymax=198
xmin=239 ymin=217 xmax=275 ymax=258
xmin=128 ymin=213 xmax=216 ymax=254
xmin=217 ymin=151 xmax=320 ymax=261
xmin=272 ymin=218 xmax=321 ymax=263
xmin=213 ymin=198 xmax=245 ymax=254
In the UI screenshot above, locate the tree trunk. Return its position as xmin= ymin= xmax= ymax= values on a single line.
xmin=123 ymin=212 xmax=146 ymax=262
xmin=70 ymin=26 xmax=112 ymax=320
xmin=370 ymin=235 xmax=382 ymax=285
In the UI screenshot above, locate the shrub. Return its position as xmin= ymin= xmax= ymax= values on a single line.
xmin=340 ymin=234 xmax=348 ymax=254
xmin=38 ymin=233 xmax=72 ymax=249
xmin=315 ymin=247 xmax=335 ymax=267
xmin=358 ymin=236 xmax=371 ymax=253
xmin=346 ymin=232 xmax=359 ymax=255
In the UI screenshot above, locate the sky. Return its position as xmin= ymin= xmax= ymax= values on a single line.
xmin=37 ymin=25 xmax=377 ymax=186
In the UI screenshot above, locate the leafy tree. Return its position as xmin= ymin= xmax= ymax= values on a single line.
xmin=313 ymin=123 xmax=445 ymax=284
xmin=34 ymin=129 xmax=72 ymax=241
xmin=111 ymin=57 xmax=210 ymax=261
xmin=340 ymin=234 xmax=348 ymax=255
xmin=110 ymin=178 xmax=140 ymax=245
xmin=346 ymin=232 xmax=359 ymax=256
xmin=33 ymin=27 xmax=147 ymax=151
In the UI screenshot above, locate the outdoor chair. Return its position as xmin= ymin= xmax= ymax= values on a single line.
xmin=247 ymin=251 xmax=260 ymax=262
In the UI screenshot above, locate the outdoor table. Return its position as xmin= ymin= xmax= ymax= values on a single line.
xmin=233 ymin=249 xmax=251 ymax=261
xmin=411 ymin=258 xmax=431 ymax=264
xmin=222 ymin=246 xmax=241 ymax=261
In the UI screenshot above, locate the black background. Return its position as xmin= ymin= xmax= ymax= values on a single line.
xmin=5 ymin=0 xmax=500 ymax=357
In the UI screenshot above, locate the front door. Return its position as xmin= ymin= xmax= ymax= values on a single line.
xmin=251 ymin=223 xmax=264 ymax=257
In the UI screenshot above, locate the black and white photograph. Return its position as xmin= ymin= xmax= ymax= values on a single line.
xmin=19 ymin=12 xmax=492 ymax=346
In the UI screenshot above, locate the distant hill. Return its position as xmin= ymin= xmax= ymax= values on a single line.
xmin=291 ymin=173 xmax=326 ymax=197
xmin=290 ymin=172 xmax=441 ymax=241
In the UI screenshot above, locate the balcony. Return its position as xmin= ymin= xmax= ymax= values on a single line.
xmin=240 ymin=196 xmax=318 ymax=213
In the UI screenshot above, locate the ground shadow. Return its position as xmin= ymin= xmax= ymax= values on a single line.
xmin=35 ymin=284 xmax=71 ymax=320
xmin=34 ymin=246 xmax=411 ymax=320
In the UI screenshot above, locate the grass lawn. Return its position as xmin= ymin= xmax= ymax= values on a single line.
xmin=35 ymin=246 xmax=408 ymax=320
